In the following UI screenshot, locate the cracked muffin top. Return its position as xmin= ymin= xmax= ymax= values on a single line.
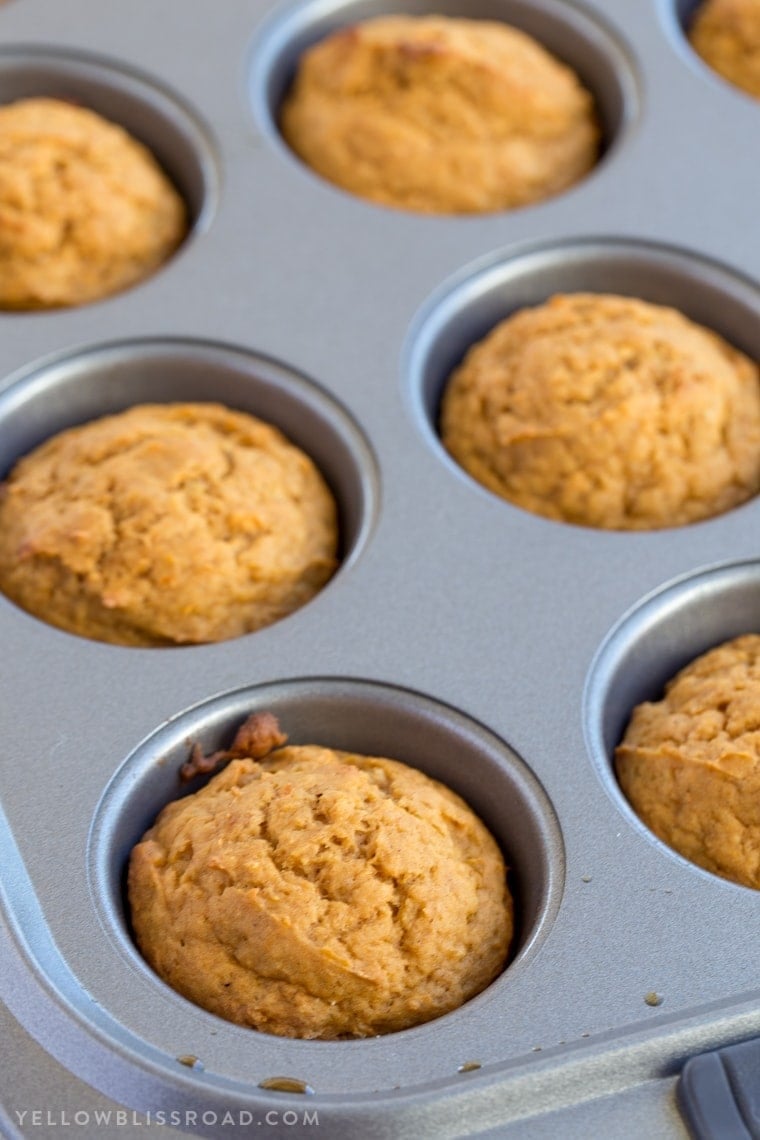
xmin=0 ymin=97 xmax=186 ymax=309
xmin=440 ymin=292 xmax=760 ymax=530
xmin=280 ymin=15 xmax=600 ymax=214
xmin=128 ymin=713 xmax=512 ymax=1038
xmin=616 ymin=634 xmax=760 ymax=888
xmin=689 ymin=0 xmax=760 ymax=99
xmin=0 ymin=403 xmax=338 ymax=645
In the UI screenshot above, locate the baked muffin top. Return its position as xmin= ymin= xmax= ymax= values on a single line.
xmin=440 ymin=293 xmax=760 ymax=530
xmin=0 ymin=403 xmax=338 ymax=645
xmin=0 ymin=97 xmax=186 ymax=309
xmin=280 ymin=15 xmax=599 ymax=214
xmin=128 ymin=714 xmax=512 ymax=1038
xmin=689 ymin=0 xmax=760 ymax=99
xmin=616 ymin=634 xmax=760 ymax=888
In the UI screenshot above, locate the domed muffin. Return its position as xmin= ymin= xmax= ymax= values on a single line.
xmin=689 ymin=0 xmax=760 ymax=100
xmin=616 ymin=635 xmax=760 ymax=888
xmin=0 ymin=403 xmax=338 ymax=645
xmin=280 ymin=15 xmax=599 ymax=214
xmin=440 ymin=293 xmax=760 ymax=530
xmin=128 ymin=713 xmax=512 ymax=1038
xmin=0 ymin=97 xmax=186 ymax=308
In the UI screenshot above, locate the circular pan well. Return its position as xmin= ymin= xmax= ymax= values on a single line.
xmin=671 ymin=0 xmax=705 ymax=29
xmin=0 ymin=46 xmax=217 ymax=254
xmin=90 ymin=679 xmax=564 ymax=1052
xmin=585 ymin=560 xmax=760 ymax=885
xmin=0 ymin=338 xmax=377 ymax=628
xmin=667 ymin=0 xmax=703 ymax=33
xmin=406 ymin=236 xmax=760 ymax=511
xmin=665 ymin=0 xmax=760 ymax=101
xmin=250 ymin=0 xmax=638 ymax=199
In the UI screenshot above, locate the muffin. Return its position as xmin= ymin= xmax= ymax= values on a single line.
xmin=128 ymin=713 xmax=513 ymax=1039
xmin=280 ymin=15 xmax=599 ymax=215
xmin=440 ymin=293 xmax=760 ymax=530
xmin=0 ymin=403 xmax=338 ymax=645
xmin=616 ymin=635 xmax=760 ymax=889
xmin=0 ymin=97 xmax=186 ymax=309
xmin=689 ymin=0 xmax=760 ymax=99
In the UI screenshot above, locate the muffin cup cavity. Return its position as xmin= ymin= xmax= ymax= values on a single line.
xmin=0 ymin=339 xmax=377 ymax=625
xmin=0 ymin=47 xmax=217 ymax=242
xmin=89 ymin=678 xmax=564 ymax=1032
xmin=406 ymin=237 xmax=760 ymax=514
xmin=584 ymin=560 xmax=760 ymax=883
xmin=668 ymin=0 xmax=702 ymax=30
xmin=250 ymin=0 xmax=638 ymax=196
xmin=662 ymin=0 xmax=760 ymax=99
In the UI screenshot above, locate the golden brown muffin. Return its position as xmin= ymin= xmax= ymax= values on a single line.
xmin=0 ymin=97 xmax=187 ymax=309
xmin=280 ymin=15 xmax=599 ymax=215
xmin=616 ymin=635 xmax=760 ymax=889
xmin=440 ymin=293 xmax=760 ymax=530
xmin=0 ymin=403 xmax=338 ymax=646
xmin=689 ymin=0 xmax=760 ymax=99
xmin=128 ymin=715 xmax=512 ymax=1039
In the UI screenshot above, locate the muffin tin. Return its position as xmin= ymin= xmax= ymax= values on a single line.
xmin=1 ymin=0 xmax=759 ymax=1136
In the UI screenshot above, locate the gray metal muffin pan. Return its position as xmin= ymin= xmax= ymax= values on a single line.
xmin=1 ymin=0 xmax=760 ymax=1136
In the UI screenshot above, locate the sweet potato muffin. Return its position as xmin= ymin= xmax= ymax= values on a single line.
xmin=0 ymin=97 xmax=186 ymax=309
xmin=128 ymin=713 xmax=512 ymax=1038
xmin=689 ymin=0 xmax=760 ymax=99
xmin=440 ymin=293 xmax=760 ymax=530
xmin=280 ymin=15 xmax=599 ymax=214
xmin=616 ymin=635 xmax=760 ymax=888
xmin=0 ymin=403 xmax=338 ymax=645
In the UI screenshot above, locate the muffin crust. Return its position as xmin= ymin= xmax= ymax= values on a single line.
xmin=690 ymin=0 xmax=760 ymax=99
xmin=128 ymin=730 xmax=512 ymax=1038
xmin=0 ymin=403 xmax=338 ymax=645
xmin=281 ymin=15 xmax=599 ymax=214
xmin=0 ymin=97 xmax=186 ymax=309
xmin=440 ymin=293 xmax=760 ymax=530
xmin=616 ymin=635 xmax=760 ymax=888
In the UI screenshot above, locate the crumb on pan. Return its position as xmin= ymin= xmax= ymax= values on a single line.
xmin=180 ymin=711 xmax=288 ymax=781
